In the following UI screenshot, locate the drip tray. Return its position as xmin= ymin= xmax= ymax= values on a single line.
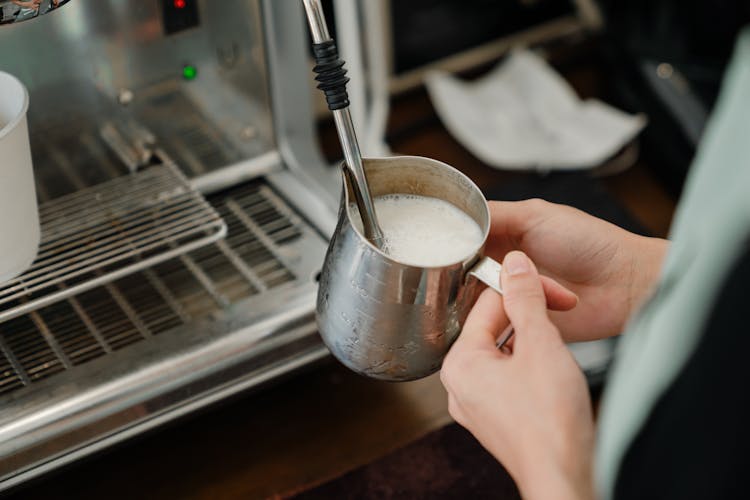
xmin=0 ymin=177 xmax=327 ymax=393
xmin=0 ymin=175 xmax=329 ymax=488
xmin=0 ymin=158 xmax=226 ymax=323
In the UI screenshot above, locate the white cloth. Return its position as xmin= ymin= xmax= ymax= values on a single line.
xmin=425 ymin=49 xmax=646 ymax=172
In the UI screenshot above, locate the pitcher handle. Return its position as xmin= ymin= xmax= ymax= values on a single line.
xmin=467 ymin=256 xmax=503 ymax=294
xmin=467 ymin=256 xmax=514 ymax=349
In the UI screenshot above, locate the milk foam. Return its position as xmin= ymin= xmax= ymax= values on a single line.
xmin=351 ymin=194 xmax=483 ymax=267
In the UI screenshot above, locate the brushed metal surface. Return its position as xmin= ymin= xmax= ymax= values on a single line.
xmin=0 ymin=0 xmax=275 ymax=178
xmin=0 ymin=173 xmax=330 ymax=489
xmin=0 ymin=284 xmax=324 ymax=488
xmin=317 ymin=156 xmax=502 ymax=381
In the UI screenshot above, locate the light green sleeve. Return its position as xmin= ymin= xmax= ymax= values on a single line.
xmin=595 ymin=27 xmax=750 ymax=498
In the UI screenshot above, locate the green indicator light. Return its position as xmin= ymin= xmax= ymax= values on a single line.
xmin=182 ymin=64 xmax=198 ymax=81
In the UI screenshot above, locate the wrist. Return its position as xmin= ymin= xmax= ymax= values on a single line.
xmin=515 ymin=452 xmax=594 ymax=500
xmin=510 ymin=428 xmax=595 ymax=500
xmin=626 ymin=234 xmax=669 ymax=315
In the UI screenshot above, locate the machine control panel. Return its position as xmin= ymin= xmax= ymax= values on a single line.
xmin=162 ymin=0 xmax=200 ymax=35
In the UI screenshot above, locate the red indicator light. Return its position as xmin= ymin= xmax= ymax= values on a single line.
xmin=174 ymin=0 xmax=186 ymax=8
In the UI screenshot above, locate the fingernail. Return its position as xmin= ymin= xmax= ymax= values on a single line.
xmin=505 ymin=251 xmax=530 ymax=276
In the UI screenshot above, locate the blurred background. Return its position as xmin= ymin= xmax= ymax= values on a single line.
xmin=4 ymin=0 xmax=750 ymax=498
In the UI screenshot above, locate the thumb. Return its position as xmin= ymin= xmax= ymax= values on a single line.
xmin=501 ymin=251 xmax=555 ymax=338
xmin=451 ymin=286 xmax=510 ymax=353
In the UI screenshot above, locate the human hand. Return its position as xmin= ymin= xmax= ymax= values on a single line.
xmin=442 ymin=251 xmax=595 ymax=500
xmin=486 ymin=199 xmax=668 ymax=341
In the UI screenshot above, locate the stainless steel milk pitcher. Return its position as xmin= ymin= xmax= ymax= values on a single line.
xmin=316 ymin=156 xmax=504 ymax=381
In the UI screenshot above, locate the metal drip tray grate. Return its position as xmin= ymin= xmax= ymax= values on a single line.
xmin=0 ymin=178 xmax=320 ymax=395
xmin=0 ymin=162 xmax=227 ymax=323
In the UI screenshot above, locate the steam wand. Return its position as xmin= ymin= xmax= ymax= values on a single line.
xmin=301 ymin=0 xmax=385 ymax=249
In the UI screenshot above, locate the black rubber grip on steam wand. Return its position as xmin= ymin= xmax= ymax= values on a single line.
xmin=312 ymin=40 xmax=350 ymax=111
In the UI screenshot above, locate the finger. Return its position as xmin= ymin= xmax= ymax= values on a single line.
xmin=486 ymin=200 xmax=549 ymax=254
xmin=485 ymin=202 xmax=532 ymax=257
xmin=451 ymin=286 xmax=510 ymax=352
xmin=488 ymin=200 xmax=545 ymax=239
xmin=501 ymin=251 xmax=553 ymax=335
xmin=541 ymin=275 xmax=578 ymax=311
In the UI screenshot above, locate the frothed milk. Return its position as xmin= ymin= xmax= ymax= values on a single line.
xmin=351 ymin=194 xmax=484 ymax=267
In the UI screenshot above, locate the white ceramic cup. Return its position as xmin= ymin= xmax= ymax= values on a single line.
xmin=0 ymin=71 xmax=40 ymax=283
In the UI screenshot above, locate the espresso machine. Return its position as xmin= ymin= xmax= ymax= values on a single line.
xmin=0 ymin=0 xmax=340 ymax=489
xmin=0 ymin=0 xmax=608 ymax=490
